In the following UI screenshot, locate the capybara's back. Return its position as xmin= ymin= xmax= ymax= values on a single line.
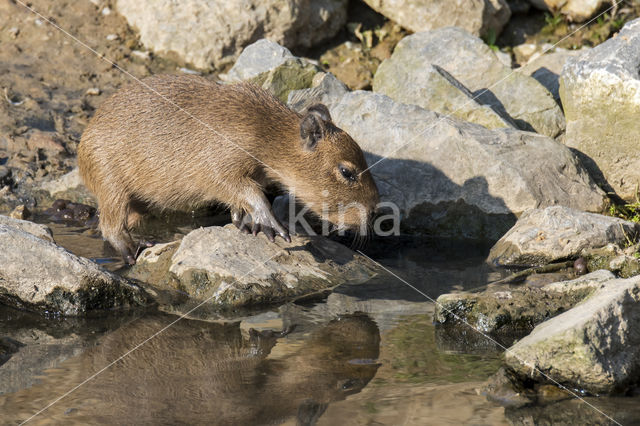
xmin=78 ymin=74 xmax=298 ymax=264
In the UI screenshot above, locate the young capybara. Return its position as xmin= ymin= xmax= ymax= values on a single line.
xmin=78 ymin=74 xmax=379 ymax=264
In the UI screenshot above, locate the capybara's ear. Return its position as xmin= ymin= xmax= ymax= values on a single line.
xmin=300 ymin=106 xmax=330 ymax=151
xmin=306 ymin=104 xmax=332 ymax=123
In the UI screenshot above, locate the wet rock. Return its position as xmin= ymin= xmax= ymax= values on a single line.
xmin=527 ymin=0 xmax=609 ymax=22
xmin=505 ymin=273 xmax=640 ymax=395
xmin=434 ymin=270 xmax=614 ymax=334
xmin=488 ymin=206 xmax=640 ymax=267
xmin=376 ymin=63 xmax=516 ymax=129
xmin=116 ymin=0 xmax=348 ymax=70
xmin=583 ymin=244 xmax=640 ymax=279
xmin=373 ymin=27 xmax=565 ymax=137
xmin=362 ymin=0 xmax=511 ymax=37
xmin=0 ymin=215 xmax=53 ymax=242
xmin=128 ymin=225 xmax=378 ymax=309
xmin=0 ymin=224 xmax=148 ymax=315
xmin=560 ymin=18 xmax=640 ymax=200
xmin=42 ymin=199 xmax=97 ymax=225
xmin=302 ymin=90 xmax=604 ymax=240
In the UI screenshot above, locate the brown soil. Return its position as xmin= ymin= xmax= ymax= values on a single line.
xmin=0 ymin=0 xmax=189 ymax=212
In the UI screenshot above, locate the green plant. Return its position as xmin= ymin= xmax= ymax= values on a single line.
xmin=544 ymin=12 xmax=564 ymax=29
xmin=483 ymin=28 xmax=498 ymax=51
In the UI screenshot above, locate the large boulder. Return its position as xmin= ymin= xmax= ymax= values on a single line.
xmin=377 ymin=64 xmax=517 ymax=129
xmin=115 ymin=0 xmax=348 ymax=70
xmin=488 ymin=206 xmax=640 ymax=266
xmin=374 ymin=28 xmax=565 ymax=137
xmin=527 ymin=0 xmax=609 ymax=22
xmin=560 ymin=18 xmax=640 ymax=200
xmin=362 ymin=0 xmax=511 ymax=37
xmin=297 ymin=90 xmax=604 ymax=240
xmin=505 ymin=274 xmax=640 ymax=394
xmin=0 ymin=225 xmax=148 ymax=315
xmin=128 ymin=225 xmax=378 ymax=309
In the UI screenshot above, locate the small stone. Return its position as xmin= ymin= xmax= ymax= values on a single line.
xmin=101 ymin=6 xmax=111 ymax=15
xmin=178 ymin=67 xmax=200 ymax=75
xmin=105 ymin=34 xmax=119 ymax=41
xmin=85 ymin=87 xmax=101 ymax=96
xmin=130 ymin=50 xmax=151 ymax=60
xmin=8 ymin=27 xmax=19 ymax=39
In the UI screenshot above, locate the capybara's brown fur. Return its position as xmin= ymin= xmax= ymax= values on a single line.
xmin=78 ymin=74 xmax=379 ymax=264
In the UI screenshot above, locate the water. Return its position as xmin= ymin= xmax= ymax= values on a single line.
xmin=1 ymin=219 xmax=638 ymax=425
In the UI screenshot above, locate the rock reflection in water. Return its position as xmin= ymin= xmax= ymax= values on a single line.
xmin=0 ymin=313 xmax=380 ymax=424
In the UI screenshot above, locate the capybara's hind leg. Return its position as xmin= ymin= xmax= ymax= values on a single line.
xmin=99 ymin=195 xmax=137 ymax=264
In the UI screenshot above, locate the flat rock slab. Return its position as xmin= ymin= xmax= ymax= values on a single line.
xmin=0 ymin=225 xmax=148 ymax=316
xmin=129 ymin=225 xmax=379 ymax=309
xmin=505 ymin=273 xmax=640 ymax=394
xmin=560 ymin=18 xmax=640 ymax=200
xmin=435 ymin=270 xmax=615 ymax=334
xmin=488 ymin=206 xmax=640 ymax=267
xmin=374 ymin=27 xmax=565 ymax=137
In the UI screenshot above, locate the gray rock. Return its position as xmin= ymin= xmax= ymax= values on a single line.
xmin=129 ymin=225 xmax=378 ymax=308
xmin=362 ymin=0 xmax=511 ymax=37
xmin=374 ymin=28 xmax=565 ymax=137
xmin=287 ymin=72 xmax=350 ymax=112
xmin=37 ymin=167 xmax=95 ymax=206
xmin=222 ymin=39 xmax=321 ymax=102
xmin=518 ymin=47 xmax=587 ymax=103
xmin=435 ymin=270 xmax=615 ymax=334
xmin=0 ymin=225 xmax=148 ymax=315
xmin=488 ymin=206 xmax=640 ymax=267
xmin=560 ymin=18 xmax=640 ymax=200
xmin=317 ymin=90 xmax=605 ymax=240
xmin=526 ymin=0 xmax=609 ymax=22
xmin=375 ymin=63 xmax=517 ymax=129
xmin=224 ymin=39 xmax=295 ymax=82
xmin=505 ymin=274 xmax=640 ymax=394
xmin=249 ymin=58 xmax=320 ymax=103
xmin=0 ymin=215 xmax=53 ymax=242
xmin=116 ymin=0 xmax=348 ymax=70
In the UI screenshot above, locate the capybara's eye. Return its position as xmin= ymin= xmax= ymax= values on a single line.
xmin=339 ymin=165 xmax=357 ymax=182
